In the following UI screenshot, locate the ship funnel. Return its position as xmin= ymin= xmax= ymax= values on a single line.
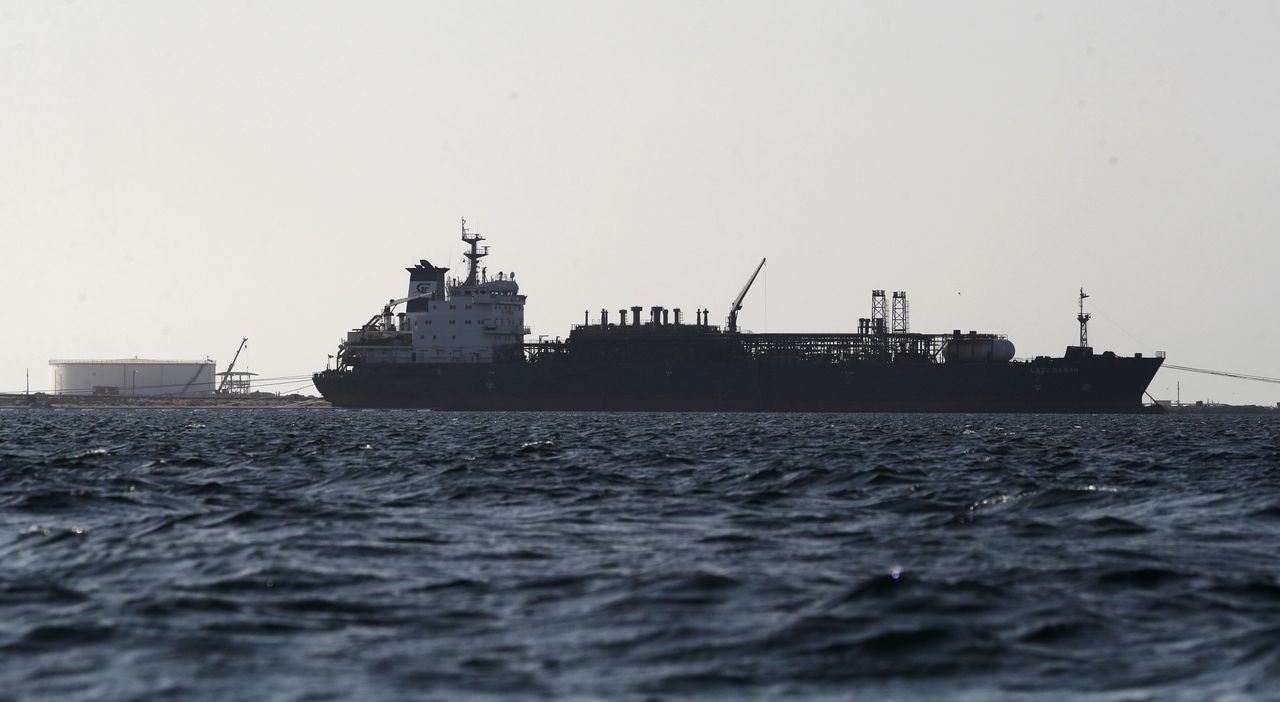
xmin=406 ymin=260 xmax=448 ymax=312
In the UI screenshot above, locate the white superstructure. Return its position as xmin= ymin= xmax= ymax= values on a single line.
xmin=337 ymin=219 xmax=529 ymax=368
xmin=49 ymin=359 xmax=217 ymax=396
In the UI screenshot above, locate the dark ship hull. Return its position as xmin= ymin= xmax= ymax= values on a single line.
xmin=314 ymin=353 xmax=1163 ymax=413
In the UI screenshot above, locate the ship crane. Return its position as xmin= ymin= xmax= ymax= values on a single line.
xmin=727 ymin=258 xmax=766 ymax=334
xmin=365 ymin=292 xmax=436 ymax=330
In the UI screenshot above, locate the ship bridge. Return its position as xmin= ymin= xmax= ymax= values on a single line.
xmin=335 ymin=219 xmax=528 ymax=368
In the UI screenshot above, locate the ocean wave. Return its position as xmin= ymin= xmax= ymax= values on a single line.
xmin=0 ymin=410 xmax=1276 ymax=699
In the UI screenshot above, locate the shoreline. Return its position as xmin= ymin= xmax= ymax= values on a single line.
xmin=4 ymin=394 xmax=1276 ymax=414
xmin=0 ymin=393 xmax=330 ymax=409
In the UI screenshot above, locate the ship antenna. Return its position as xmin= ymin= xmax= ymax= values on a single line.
xmin=1077 ymin=287 xmax=1092 ymax=348
xmin=460 ymin=217 xmax=488 ymax=287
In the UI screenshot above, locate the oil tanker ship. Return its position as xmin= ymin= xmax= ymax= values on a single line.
xmin=313 ymin=220 xmax=1163 ymax=412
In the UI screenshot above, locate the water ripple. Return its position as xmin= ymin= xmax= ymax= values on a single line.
xmin=0 ymin=410 xmax=1276 ymax=699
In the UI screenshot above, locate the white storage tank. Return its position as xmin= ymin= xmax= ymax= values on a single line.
xmin=48 ymin=359 xmax=217 ymax=396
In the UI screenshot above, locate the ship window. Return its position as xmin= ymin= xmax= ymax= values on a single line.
xmin=449 ymin=305 xmax=455 ymax=310
xmin=466 ymin=320 xmax=472 ymax=324
xmin=449 ymin=320 xmax=455 ymax=325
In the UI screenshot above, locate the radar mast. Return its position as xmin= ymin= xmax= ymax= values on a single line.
xmin=1077 ymin=288 xmax=1092 ymax=348
xmin=461 ymin=217 xmax=489 ymax=287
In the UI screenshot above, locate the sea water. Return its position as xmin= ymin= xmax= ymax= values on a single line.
xmin=2 ymin=410 xmax=1278 ymax=700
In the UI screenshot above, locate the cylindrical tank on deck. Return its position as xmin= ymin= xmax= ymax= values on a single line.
xmin=945 ymin=338 xmax=1016 ymax=363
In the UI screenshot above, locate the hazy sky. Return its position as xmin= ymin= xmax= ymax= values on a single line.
xmin=2 ymin=1 xmax=1278 ymax=404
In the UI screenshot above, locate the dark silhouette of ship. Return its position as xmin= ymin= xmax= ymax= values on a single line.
xmin=313 ymin=220 xmax=1163 ymax=412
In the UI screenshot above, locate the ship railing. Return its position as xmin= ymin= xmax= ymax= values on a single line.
xmin=735 ymin=333 xmax=953 ymax=364
xmin=522 ymin=338 xmax=569 ymax=362
xmin=346 ymin=335 xmax=410 ymax=347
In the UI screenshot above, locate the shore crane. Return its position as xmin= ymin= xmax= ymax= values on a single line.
xmin=217 ymin=338 xmax=248 ymax=394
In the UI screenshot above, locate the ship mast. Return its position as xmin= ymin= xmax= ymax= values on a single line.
xmin=461 ymin=217 xmax=489 ymax=287
xmin=1077 ymin=288 xmax=1091 ymax=348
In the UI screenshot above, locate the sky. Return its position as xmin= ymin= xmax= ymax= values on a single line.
xmin=2 ymin=0 xmax=1278 ymax=404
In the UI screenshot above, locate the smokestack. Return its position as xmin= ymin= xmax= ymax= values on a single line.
xmin=674 ymin=308 xmax=682 ymax=325
xmin=620 ymin=309 xmax=628 ymax=327
xmin=601 ymin=309 xmax=609 ymax=328
xmin=406 ymin=259 xmax=448 ymax=312
xmin=631 ymin=306 xmax=642 ymax=327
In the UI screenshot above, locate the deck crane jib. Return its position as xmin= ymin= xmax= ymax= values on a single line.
xmin=727 ymin=258 xmax=766 ymax=333
xmin=369 ymin=291 xmax=437 ymax=332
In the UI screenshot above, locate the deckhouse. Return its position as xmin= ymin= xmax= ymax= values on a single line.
xmin=337 ymin=219 xmax=528 ymax=368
